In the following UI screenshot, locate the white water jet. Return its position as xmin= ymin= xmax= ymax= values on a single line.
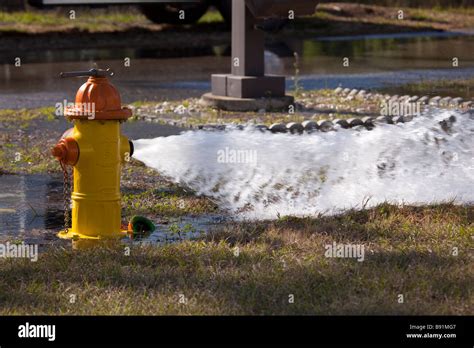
xmin=133 ymin=109 xmax=473 ymax=220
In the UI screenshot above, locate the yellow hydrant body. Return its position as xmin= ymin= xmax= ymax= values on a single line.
xmin=52 ymin=70 xmax=132 ymax=241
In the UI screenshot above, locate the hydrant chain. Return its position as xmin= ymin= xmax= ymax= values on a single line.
xmin=60 ymin=161 xmax=72 ymax=232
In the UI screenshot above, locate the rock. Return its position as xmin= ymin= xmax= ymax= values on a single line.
xmin=347 ymin=118 xmax=364 ymax=127
xmin=269 ymin=123 xmax=287 ymax=133
xmin=356 ymin=90 xmax=367 ymax=99
xmin=450 ymin=97 xmax=463 ymax=106
xmin=372 ymin=94 xmax=383 ymax=100
xmin=439 ymin=97 xmax=452 ymax=106
xmin=286 ymin=122 xmax=304 ymax=134
xmin=317 ymin=120 xmax=334 ymax=132
xmin=402 ymin=115 xmax=414 ymax=122
xmin=348 ymin=89 xmax=359 ymax=97
xmin=392 ymin=116 xmax=406 ymax=123
xmin=201 ymin=124 xmax=226 ymax=131
xmin=334 ymin=87 xmax=343 ymax=94
xmin=399 ymin=95 xmax=410 ymax=101
xmin=389 ymin=95 xmax=399 ymax=101
xmin=333 ymin=119 xmax=350 ymax=128
xmin=174 ymin=105 xmax=187 ymax=114
xmin=302 ymin=120 xmax=318 ymax=131
xmin=418 ymin=96 xmax=429 ymax=104
xmin=439 ymin=115 xmax=456 ymax=133
xmin=361 ymin=116 xmax=374 ymax=126
xmin=461 ymin=101 xmax=473 ymax=109
xmin=255 ymin=124 xmax=268 ymax=132
xmin=342 ymin=88 xmax=351 ymax=95
xmin=408 ymin=95 xmax=419 ymax=102
xmin=429 ymin=96 xmax=442 ymax=105
xmin=375 ymin=116 xmax=390 ymax=124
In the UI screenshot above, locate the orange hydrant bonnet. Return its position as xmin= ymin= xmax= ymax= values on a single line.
xmin=62 ymin=69 xmax=132 ymax=120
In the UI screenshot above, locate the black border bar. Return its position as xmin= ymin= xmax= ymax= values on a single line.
xmin=0 ymin=315 xmax=472 ymax=346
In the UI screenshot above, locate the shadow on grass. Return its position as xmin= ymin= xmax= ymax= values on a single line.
xmin=207 ymin=203 xmax=472 ymax=246
xmin=0 ymin=234 xmax=470 ymax=315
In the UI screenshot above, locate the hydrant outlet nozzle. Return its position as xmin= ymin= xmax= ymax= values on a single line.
xmin=51 ymin=145 xmax=63 ymax=159
xmin=51 ymin=137 xmax=79 ymax=166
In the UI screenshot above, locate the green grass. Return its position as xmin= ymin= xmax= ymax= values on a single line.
xmin=0 ymin=107 xmax=59 ymax=174
xmin=122 ymin=183 xmax=219 ymax=218
xmin=0 ymin=9 xmax=149 ymax=32
xmin=197 ymin=10 xmax=224 ymax=24
xmin=0 ymin=7 xmax=220 ymax=33
xmin=0 ymin=107 xmax=55 ymax=122
xmin=297 ymin=3 xmax=474 ymax=35
xmin=0 ymin=203 xmax=471 ymax=315
xmin=379 ymin=78 xmax=474 ymax=99
xmin=0 ymin=11 xmax=65 ymax=26
xmin=347 ymin=0 xmax=472 ymax=8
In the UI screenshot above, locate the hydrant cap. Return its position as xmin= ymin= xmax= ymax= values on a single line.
xmin=65 ymin=76 xmax=132 ymax=120
xmin=51 ymin=137 xmax=79 ymax=166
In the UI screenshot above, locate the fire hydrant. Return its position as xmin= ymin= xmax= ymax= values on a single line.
xmin=52 ymin=68 xmax=133 ymax=242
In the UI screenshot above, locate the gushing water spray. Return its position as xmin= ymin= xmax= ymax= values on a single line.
xmin=134 ymin=110 xmax=473 ymax=220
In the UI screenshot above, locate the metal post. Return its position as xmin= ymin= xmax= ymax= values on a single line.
xmin=203 ymin=0 xmax=293 ymax=111
xmin=231 ymin=0 xmax=264 ymax=77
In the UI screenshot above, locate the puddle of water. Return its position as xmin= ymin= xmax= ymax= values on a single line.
xmin=0 ymin=174 xmax=64 ymax=239
xmin=1 ymin=32 xmax=473 ymax=109
xmin=0 ymin=173 xmax=220 ymax=245
xmin=133 ymin=214 xmax=226 ymax=245
xmin=293 ymin=67 xmax=474 ymax=91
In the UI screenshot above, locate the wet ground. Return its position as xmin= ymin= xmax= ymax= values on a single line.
xmin=0 ymin=174 xmax=62 ymax=243
xmin=0 ymin=172 xmax=225 ymax=245
xmin=1 ymin=31 xmax=474 ymax=109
